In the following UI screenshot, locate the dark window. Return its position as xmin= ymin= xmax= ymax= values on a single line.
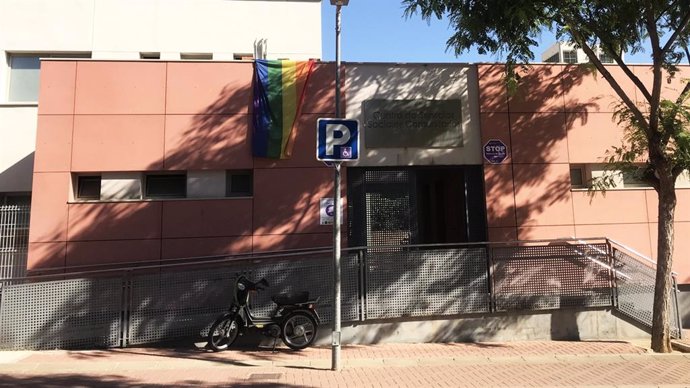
xmin=140 ymin=52 xmax=161 ymax=60
xmin=226 ymin=171 xmax=253 ymax=197
xmin=181 ymin=53 xmax=213 ymax=60
xmin=77 ymin=176 xmax=101 ymax=200
xmin=570 ymin=167 xmax=585 ymax=188
xmin=145 ymin=174 xmax=186 ymax=199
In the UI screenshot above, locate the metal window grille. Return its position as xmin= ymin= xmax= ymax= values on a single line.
xmin=0 ymin=205 xmax=30 ymax=281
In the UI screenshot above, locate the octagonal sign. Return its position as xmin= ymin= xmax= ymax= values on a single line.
xmin=483 ymin=139 xmax=508 ymax=164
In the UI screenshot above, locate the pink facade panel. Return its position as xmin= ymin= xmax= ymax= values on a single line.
xmin=632 ymin=67 xmax=690 ymax=109
xmin=37 ymin=61 xmax=76 ymax=115
xmin=510 ymin=113 xmax=569 ymax=164
xmin=487 ymin=227 xmax=518 ymax=242
xmin=65 ymin=239 xmax=161 ymax=267
xmin=165 ymin=62 xmax=252 ymax=115
xmin=161 ymin=236 xmax=253 ymax=259
xmin=566 ymin=112 xmax=626 ymax=163
xmin=28 ymin=172 xmax=70 ymax=243
xmin=28 ymin=242 xmax=66 ymax=270
xmin=161 ymin=199 xmax=253 ymax=239
xmin=71 ymin=115 xmax=165 ymax=171
xmin=483 ymin=164 xmax=517 ymax=228
xmin=67 ymin=202 xmax=162 ymax=241
xmin=513 ymin=163 xmax=574 ymax=227
xmin=252 ymin=167 xmax=333 ymax=235
xmin=34 ymin=115 xmax=73 ymax=173
xmin=660 ymin=222 xmax=690 ymax=283
xmin=645 ymin=190 xmax=690 ymax=223
xmin=561 ymin=66 xmax=637 ymax=113
xmin=301 ymin=62 xmax=338 ymax=115
xmin=252 ymin=233 xmax=333 ymax=252
xmin=164 ymin=114 xmax=253 ymax=170
xmin=517 ymin=225 xmax=576 ymax=241
xmin=74 ymin=62 xmax=166 ymax=115
xmin=507 ymin=65 xmax=565 ymax=113
xmin=572 ymin=190 xmax=650 ymax=225
xmin=477 ymin=65 xmax=508 ymax=113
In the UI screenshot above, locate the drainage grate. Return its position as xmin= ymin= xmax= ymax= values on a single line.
xmin=248 ymin=373 xmax=282 ymax=381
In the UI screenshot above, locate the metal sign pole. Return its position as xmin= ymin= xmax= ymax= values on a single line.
xmin=331 ymin=2 xmax=343 ymax=372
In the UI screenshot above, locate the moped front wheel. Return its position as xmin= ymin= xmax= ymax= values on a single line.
xmin=208 ymin=315 xmax=240 ymax=352
xmin=281 ymin=312 xmax=318 ymax=350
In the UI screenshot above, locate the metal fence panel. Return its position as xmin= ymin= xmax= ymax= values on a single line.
xmin=613 ymin=248 xmax=681 ymax=338
xmin=492 ymin=244 xmax=613 ymax=311
xmin=128 ymin=267 xmax=238 ymax=345
xmin=127 ymin=254 xmax=360 ymax=345
xmin=365 ymin=248 xmax=490 ymax=319
xmin=0 ymin=277 xmax=122 ymax=350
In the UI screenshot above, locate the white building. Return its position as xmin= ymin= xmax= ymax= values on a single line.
xmin=541 ymin=41 xmax=619 ymax=64
xmin=0 ymin=0 xmax=322 ymax=203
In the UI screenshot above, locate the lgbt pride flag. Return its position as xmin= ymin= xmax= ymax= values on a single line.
xmin=252 ymin=59 xmax=314 ymax=159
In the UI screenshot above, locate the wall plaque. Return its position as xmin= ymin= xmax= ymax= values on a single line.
xmin=362 ymin=99 xmax=462 ymax=148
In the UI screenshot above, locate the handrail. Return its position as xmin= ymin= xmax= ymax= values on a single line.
xmin=607 ymin=238 xmax=678 ymax=276
xmin=9 ymin=237 xmax=614 ymax=283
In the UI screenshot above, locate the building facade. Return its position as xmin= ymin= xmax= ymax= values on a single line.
xmin=0 ymin=0 xmax=322 ymax=203
xmin=28 ymin=59 xmax=690 ymax=288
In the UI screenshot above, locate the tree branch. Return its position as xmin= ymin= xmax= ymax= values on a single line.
xmin=661 ymin=10 xmax=690 ymax=53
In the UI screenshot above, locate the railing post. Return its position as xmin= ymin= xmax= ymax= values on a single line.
xmin=607 ymin=240 xmax=618 ymax=309
xmin=120 ymin=271 xmax=132 ymax=348
xmin=487 ymin=245 xmax=495 ymax=313
xmin=672 ymin=275 xmax=683 ymax=339
xmin=358 ymin=248 xmax=366 ymax=322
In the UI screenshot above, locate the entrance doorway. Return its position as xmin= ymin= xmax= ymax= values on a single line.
xmin=347 ymin=166 xmax=487 ymax=247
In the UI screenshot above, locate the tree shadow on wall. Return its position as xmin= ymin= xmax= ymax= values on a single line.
xmin=14 ymin=61 xmax=625 ymax=351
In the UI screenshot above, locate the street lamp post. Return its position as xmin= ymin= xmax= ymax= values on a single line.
xmin=329 ymin=0 xmax=348 ymax=372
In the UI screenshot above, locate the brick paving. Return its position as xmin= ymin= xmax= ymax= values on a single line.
xmin=0 ymin=341 xmax=689 ymax=387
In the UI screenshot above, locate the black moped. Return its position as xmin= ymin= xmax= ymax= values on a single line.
xmin=207 ymin=275 xmax=320 ymax=351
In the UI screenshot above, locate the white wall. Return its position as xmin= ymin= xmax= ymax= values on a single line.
xmin=345 ymin=63 xmax=482 ymax=167
xmin=0 ymin=106 xmax=36 ymax=192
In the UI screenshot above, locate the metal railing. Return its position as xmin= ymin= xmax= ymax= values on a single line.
xmin=0 ymin=205 xmax=30 ymax=281
xmin=0 ymin=237 xmax=682 ymax=350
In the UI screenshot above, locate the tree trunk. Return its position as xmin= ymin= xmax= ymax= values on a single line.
xmin=651 ymin=172 xmax=677 ymax=353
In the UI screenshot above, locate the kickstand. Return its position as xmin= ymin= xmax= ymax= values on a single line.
xmin=271 ymin=337 xmax=278 ymax=353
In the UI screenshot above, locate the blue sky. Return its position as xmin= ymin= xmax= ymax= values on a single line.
xmin=320 ymin=0 xmax=652 ymax=64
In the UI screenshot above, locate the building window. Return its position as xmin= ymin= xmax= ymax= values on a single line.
xmin=7 ymin=52 xmax=91 ymax=102
xmin=0 ymin=194 xmax=31 ymax=206
xmin=145 ymin=174 xmax=186 ymax=199
xmin=140 ymin=52 xmax=160 ymax=60
xmin=570 ymin=166 xmax=586 ymax=189
xmin=77 ymin=176 xmax=102 ymax=200
xmin=226 ymin=170 xmax=253 ymax=197
xmin=598 ymin=52 xmax=615 ymax=63
xmin=181 ymin=53 xmax=213 ymax=60
xmin=8 ymin=55 xmax=41 ymax=102
xmin=233 ymin=53 xmax=254 ymax=61
xmin=622 ymin=170 xmax=651 ymax=188
xmin=562 ymin=50 xmax=578 ymax=64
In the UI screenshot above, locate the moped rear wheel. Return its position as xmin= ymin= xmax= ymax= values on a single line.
xmin=281 ymin=312 xmax=317 ymax=350
xmin=208 ymin=315 xmax=240 ymax=352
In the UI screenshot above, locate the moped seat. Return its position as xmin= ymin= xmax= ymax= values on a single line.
xmin=272 ymin=291 xmax=310 ymax=305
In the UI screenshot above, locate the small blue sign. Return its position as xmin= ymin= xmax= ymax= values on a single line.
xmin=483 ymin=139 xmax=508 ymax=164
xmin=317 ymin=119 xmax=359 ymax=162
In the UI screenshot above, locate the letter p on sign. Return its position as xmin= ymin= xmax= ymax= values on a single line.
xmin=317 ymin=118 xmax=359 ymax=162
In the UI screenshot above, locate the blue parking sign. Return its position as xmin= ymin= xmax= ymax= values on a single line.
xmin=316 ymin=119 xmax=359 ymax=162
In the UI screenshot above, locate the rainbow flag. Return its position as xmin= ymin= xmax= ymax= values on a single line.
xmin=252 ymin=59 xmax=314 ymax=159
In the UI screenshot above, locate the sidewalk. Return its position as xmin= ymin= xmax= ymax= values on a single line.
xmin=1 ymin=341 xmax=689 ymax=387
